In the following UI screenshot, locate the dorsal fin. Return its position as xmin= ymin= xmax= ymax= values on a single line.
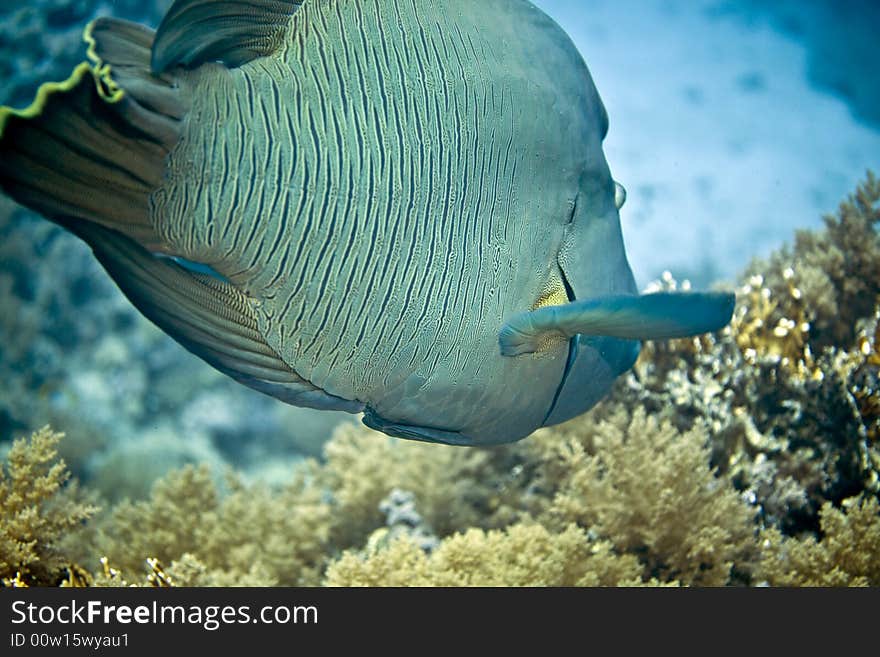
xmin=151 ymin=0 xmax=304 ymax=73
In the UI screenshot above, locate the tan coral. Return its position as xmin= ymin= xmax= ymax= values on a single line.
xmin=312 ymin=423 xmax=526 ymax=544
xmin=743 ymin=171 xmax=880 ymax=352
xmin=538 ymin=407 xmax=757 ymax=586
xmin=731 ymin=270 xmax=817 ymax=378
xmin=0 ymin=426 xmax=98 ymax=586
xmin=326 ymin=523 xmax=645 ymax=587
xmin=94 ymin=465 xmax=332 ymax=586
xmin=758 ymin=495 xmax=880 ymax=586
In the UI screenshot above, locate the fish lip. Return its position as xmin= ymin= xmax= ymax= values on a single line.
xmin=543 ymin=263 xmax=579 ymax=424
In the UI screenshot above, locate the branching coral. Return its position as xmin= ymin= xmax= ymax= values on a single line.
xmin=742 ymin=170 xmax=880 ymax=352
xmin=316 ymin=403 xmax=759 ymax=586
xmin=326 ymin=523 xmax=645 ymax=587
xmin=757 ymin=495 xmax=880 ymax=586
xmin=623 ymin=174 xmax=880 ymax=536
xmin=311 ymin=424 xmax=525 ymax=546
xmin=93 ymin=465 xmax=217 ymax=576
xmin=732 ymin=270 xmax=816 ymax=376
xmin=0 ymin=407 xmax=873 ymax=588
xmin=532 ymin=408 xmax=757 ymax=586
xmin=0 ymin=426 xmax=97 ymax=586
xmin=88 ymin=553 xmax=277 ymax=588
xmin=10 ymin=411 xmax=756 ymax=587
xmin=93 ymin=465 xmax=333 ymax=586
xmin=632 ymin=321 xmax=875 ymax=531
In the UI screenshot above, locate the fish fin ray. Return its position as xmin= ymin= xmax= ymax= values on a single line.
xmin=0 ymin=18 xmax=183 ymax=252
xmin=151 ymin=0 xmax=304 ymax=73
xmin=71 ymin=221 xmax=346 ymax=407
xmin=500 ymin=291 xmax=735 ymax=356
xmin=362 ymin=408 xmax=470 ymax=445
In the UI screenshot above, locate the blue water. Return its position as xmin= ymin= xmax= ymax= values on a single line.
xmin=536 ymin=0 xmax=880 ymax=286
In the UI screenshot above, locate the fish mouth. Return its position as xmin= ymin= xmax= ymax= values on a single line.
xmin=543 ymin=263 xmax=579 ymax=424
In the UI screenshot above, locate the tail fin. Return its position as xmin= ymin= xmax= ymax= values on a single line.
xmin=0 ymin=18 xmax=184 ymax=251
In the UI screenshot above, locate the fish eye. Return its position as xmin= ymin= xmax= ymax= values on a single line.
xmin=614 ymin=182 xmax=627 ymax=210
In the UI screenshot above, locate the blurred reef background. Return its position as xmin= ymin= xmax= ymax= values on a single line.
xmin=1 ymin=0 xmax=879 ymax=586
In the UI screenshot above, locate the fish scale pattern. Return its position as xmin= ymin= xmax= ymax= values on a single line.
xmin=152 ymin=0 xmax=583 ymax=437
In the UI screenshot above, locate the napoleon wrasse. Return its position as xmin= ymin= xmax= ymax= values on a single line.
xmin=0 ymin=0 xmax=733 ymax=445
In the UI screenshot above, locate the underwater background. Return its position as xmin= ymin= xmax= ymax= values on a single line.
xmin=1 ymin=0 xmax=878 ymax=586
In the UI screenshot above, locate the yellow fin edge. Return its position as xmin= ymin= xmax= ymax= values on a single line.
xmin=0 ymin=20 xmax=124 ymax=136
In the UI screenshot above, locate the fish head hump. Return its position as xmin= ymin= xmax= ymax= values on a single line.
xmin=361 ymin=1 xmax=639 ymax=445
xmin=544 ymin=117 xmax=642 ymax=427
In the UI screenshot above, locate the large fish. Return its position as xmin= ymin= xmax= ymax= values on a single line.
xmin=0 ymin=0 xmax=734 ymax=445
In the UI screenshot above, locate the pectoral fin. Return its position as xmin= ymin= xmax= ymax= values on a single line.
xmin=151 ymin=0 xmax=304 ymax=73
xmin=499 ymin=291 xmax=735 ymax=357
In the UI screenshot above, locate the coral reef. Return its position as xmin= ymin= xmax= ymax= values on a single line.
xmin=326 ymin=524 xmax=646 ymax=587
xmin=629 ymin=173 xmax=880 ymax=538
xmin=309 ymin=424 xmax=526 ymax=545
xmin=0 ymin=427 xmax=97 ymax=586
xmin=757 ymin=495 xmax=880 ymax=586
xmin=2 ymin=409 xmax=879 ymax=587
xmin=93 ymin=465 xmax=333 ymax=586
xmin=530 ymin=408 xmax=757 ymax=586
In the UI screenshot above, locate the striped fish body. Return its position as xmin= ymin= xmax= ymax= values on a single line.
xmin=0 ymin=0 xmax=734 ymax=445
xmin=152 ymin=0 xmax=631 ymax=443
